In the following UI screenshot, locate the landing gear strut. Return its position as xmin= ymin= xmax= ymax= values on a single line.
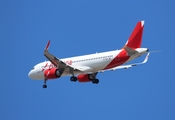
xmin=69 ymin=68 xmax=77 ymax=82
xmin=89 ymin=73 xmax=99 ymax=84
xmin=42 ymin=79 xmax=47 ymax=88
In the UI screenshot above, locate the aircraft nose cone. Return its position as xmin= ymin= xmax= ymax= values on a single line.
xmin=28 ymin=70 xmax=34 ymax=79
xmin=28 ymin=69 xmax=44 ymax=80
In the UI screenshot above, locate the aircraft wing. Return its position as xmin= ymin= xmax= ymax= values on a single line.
xmin=100 ymin=52 xmax=150 ymax=72
xmin=44 ymin=40 xmax=82 ymax=72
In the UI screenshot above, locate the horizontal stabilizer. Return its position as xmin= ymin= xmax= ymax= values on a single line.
xmin=124 ymin=46 xmax=138 ymax=56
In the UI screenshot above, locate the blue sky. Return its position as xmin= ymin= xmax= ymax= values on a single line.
xmin=1 ymin=0 xmax=175 ymax=120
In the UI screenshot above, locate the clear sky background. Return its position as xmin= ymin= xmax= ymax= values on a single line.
xmin=1 ymin=0 xmax=175 ymax=120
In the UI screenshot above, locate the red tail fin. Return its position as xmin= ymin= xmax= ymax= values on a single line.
xmin=125 ymin=21 xmax=144 ymax=49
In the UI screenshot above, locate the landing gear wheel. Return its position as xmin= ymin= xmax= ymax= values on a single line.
xmin=95 ymin=79 xmax=99 ymax=84
xmin=92 ymin=79 xmax=99 ymax=84
xmin=42 ymin=84 xmax=47 ymax=88
xmin=70 ymin=76 xmax=77 ymax=82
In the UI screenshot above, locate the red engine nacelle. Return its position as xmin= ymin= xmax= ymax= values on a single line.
xmin=77 ymin=74 xmax=91 ymax=82
xmin=44 ymin=68 xmax=60 ymax=79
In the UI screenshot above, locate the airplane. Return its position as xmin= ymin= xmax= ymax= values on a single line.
xmin=28 ymin=20 xmax=150 ymax=88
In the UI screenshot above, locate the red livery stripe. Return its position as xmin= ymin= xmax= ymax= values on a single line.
xmin=103 ymin=50 xmax=130 ymax=70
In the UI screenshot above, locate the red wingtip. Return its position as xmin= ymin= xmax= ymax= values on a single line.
xmin=45 ymin=40 xmax=50 ymax=50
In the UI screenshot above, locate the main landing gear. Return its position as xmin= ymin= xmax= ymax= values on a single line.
xmin=70 ymin=76 xmax=77 ymax=82
xmin=70 ymin=73 xmax=99 ymax=84
xmin=92 ymin=79 xmax=99 ymax=84
xmin=42 ymin=79 xmax=47 ymax=88
xmin=89 ymin=72 xmax=99 ymax=84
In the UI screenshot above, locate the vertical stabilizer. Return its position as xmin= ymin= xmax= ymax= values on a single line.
xmin=125 ymin=21 xmax=144 ymax=49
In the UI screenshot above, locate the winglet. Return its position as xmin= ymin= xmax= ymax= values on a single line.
xmin=142 ymin=52 xmax=150 ymax=64
xmin=141 ymin=20 xmax=145 ymax=26
xmin=45 ymin=40 xmax=50 ymax=50
xmin=133 ymin=52 xmax=150 ymax=65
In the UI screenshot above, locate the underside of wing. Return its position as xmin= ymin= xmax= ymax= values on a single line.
xmin=75 ymin=66 xmax=94 ymax=72
xmin=44 ymin=40 xmax=82 ymax=72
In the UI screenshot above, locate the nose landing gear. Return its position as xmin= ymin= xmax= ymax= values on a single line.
xmin=42 ymin=79 xmax=47 ymax=88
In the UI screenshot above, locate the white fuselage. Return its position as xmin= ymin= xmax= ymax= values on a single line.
xmin=28 ymin=48 xmax=148 ymax=80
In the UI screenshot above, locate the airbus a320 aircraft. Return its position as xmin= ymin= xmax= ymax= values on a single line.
xmin=28 ymin=21 xmax=150 ymax=88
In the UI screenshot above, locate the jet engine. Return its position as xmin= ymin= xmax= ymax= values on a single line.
xmin=77 ymin=74 xmax=91 ymax=82
xmin=44 ymin=68 xmax=61 ymax=79
xmin=77 ymin=74 xmax=99 ymax=84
